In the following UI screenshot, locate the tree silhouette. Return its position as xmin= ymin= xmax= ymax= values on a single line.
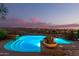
xmin=0 ymin=3 xmax=8 ymax=20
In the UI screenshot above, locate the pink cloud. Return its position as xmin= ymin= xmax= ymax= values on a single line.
xmin=31 ymin=18 xmax=40 ymax=23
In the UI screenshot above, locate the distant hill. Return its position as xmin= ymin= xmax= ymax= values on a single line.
xmin=0 ymin=18 xmax=79 ymax=29
xmin=0 ymin=18 xmax=50 ymax=29
xmin=51 ymin=24 xmax=79 ymax=29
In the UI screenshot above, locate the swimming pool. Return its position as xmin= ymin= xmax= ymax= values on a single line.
xmin=4 ymin=35 xmax=73 ymax=52
xmin=54 ymin=38 xmax=73 ymax=44
xmin=4 ymin=35 xmax=46 ymax=52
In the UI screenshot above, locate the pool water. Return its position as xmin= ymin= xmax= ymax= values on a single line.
xmin=4 ymin=35 xmax=73 ymax=52
xmin=4 ymin=35 xmax=46 ymax=52
xmin=54 ymin=38 xmax=73 ymax=44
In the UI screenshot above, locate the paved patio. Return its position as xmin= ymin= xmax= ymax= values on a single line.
xmin=41 ymin=41 xmax=79 ymax=56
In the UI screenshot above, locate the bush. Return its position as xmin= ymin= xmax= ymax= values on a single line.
xmin=0 ymin=30 xmax=8 ymax=40
xmin=76 ymin=30 xmax=79 ymax=39
xmin=63 ymin=31 xmax=77 ymax=41
xmin=52 ymin=30 xmax=57 ymax=34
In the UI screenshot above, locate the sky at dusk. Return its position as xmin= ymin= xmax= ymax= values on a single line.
xmin=5 ymin=3 xmax=79 ymax=25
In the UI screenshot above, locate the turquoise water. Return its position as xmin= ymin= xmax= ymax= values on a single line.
xmin=4 ymin=35 xmax=46 ymax=52
xmin=54 ymin=38 xmax=73 ymax=44
xmin=4 ymin=35 xmax=73 ymax=52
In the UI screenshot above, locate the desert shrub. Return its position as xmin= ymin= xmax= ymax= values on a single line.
xmin=76 ymin=30 xmax=79 ymax=39
xmin=0 ymin=30 xmax=8 ymax=40
xmin=63 ymin=31 xmax=77 ymax=41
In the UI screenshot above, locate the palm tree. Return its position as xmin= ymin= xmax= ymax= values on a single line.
xmin=0 ymin=3 xmax=8 ymax=20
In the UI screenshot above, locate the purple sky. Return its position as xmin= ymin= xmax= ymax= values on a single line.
xmin=5 ymin=3 xmax=79 ymax=25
